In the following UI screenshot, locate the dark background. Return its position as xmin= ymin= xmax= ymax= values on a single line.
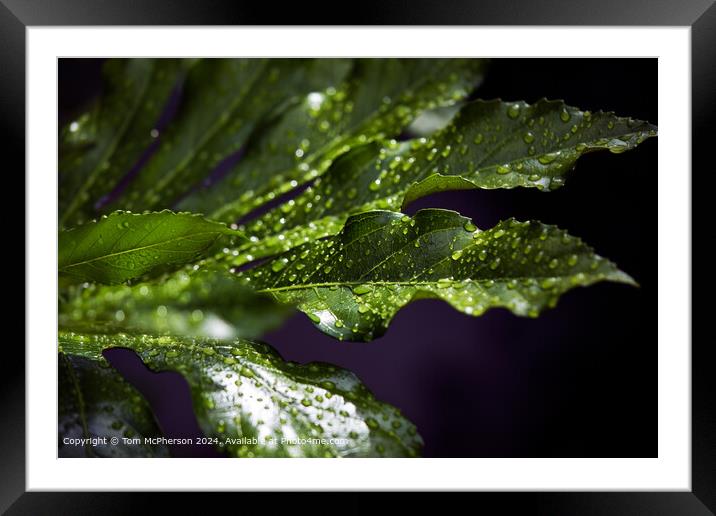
xmin=59 ymin=58 xmax=657 ymax=458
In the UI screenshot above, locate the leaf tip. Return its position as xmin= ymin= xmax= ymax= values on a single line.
xmin=610 ymin=269 xmax=639 ymax=288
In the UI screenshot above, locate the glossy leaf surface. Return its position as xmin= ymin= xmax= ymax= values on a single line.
xmin=60 ymin=268 xmax=291 ymax=340
xmin=59 ymin=59 xmax=190 ymax=228
xmin=177 ymin=58 xmax=487 ymax=223
xmin=59 ymin=331 xmax=422 ymax=457
xmin=242 ymin=209 xmax=635 ymax=341
xmin=113 ymin=59 xmax=353 ymax=214
xmin=59 ymin=211 xmax=240 ymax=284
xmin=59 ymin=352 xmax=168 ymax=457
xmin=222 ymin=99 xmax=656 ymax=266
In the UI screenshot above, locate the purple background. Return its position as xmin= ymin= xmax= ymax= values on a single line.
xmin=61 ymin=59 xmax=657 ymax=458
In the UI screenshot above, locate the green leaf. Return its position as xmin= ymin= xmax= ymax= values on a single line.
xmin=240 ymin=209 xmax=635 ymax=341
xmin=59 ymin=352 xmax=168 ymax=457
xmin=400 ymin=99 xmax=657 ymax=201
xmin=222 ymin=99 xmax=655 ymax=266
xmin=59 ymin=59 xmax=191 ymax=228
xmin=59 ymin=268 xmax=292 ymax=340
xmin=56 ymin=59 xmax=654 ymax=458
xmin=59 ymin=211 xmax=241 ymax=284
xmin=58 ymin=330 xmax=423 ymax=458
xmin=177 ymin=58 xmax=487 ymax=222
xmin=105 ymin=59 xmax=353 ymax=214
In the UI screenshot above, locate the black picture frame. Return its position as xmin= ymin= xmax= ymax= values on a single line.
xmin=4 ymin=0 xmax=710 ymax=513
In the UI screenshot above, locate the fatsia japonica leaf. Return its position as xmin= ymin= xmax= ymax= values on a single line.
xmin=106 ymin=58 xmax=354 ymax=215
xmin=59 ymin=352 xmax=169 ymax=457
xmin=59 ymin=59 xmax=353 ymax=227
xmin=177 ymin=59 xmax=487 ymax=223
xmin=239 ymin=209 xmax=635 ymax=341
xmin=56 ymin=58 xmax=653 ymax=460
xmin=59 ymin=59 xmax=192 ymax=228
xmin=59 ymin=211 xmax=242 ymax=284
xmin=59 ymin=331 xmax=422 ymax=458
xmin=60 ymin=268 xmax=292 ymax=340
xmin=218 ymin=99 xmax=655 ymax=267
xmin=400 ymin=99 xmax=657 ymax=202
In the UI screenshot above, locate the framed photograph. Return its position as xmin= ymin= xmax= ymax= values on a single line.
xmin=6 ymin=0 xmax=709 ymax=512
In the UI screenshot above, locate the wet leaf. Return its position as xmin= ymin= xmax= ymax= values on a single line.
xmin=58 ymin=352 xmax=168 ymax=457
xmin=177 ymin=59 xmax=487 ymax=223
xmin=59 ymin=330 xmax=422 ymax=458
xmin=400 ymin=99 xmax=657 ymax=201
xmin=110 ymin=59 xmax=354 ymax=215
xmin=60 ymin=268 xmax=292 ymax=340
xmin=56 ymin=59 xmax=653 ymax=457
xmin=59 ymin=211 xmax=241 ymax=284
xmin=59 ymin=59 xmax=191 ymax=228
xmin=241 ymin=209 xmax=635 ymax=341
xmin=224 ymin=99 xmax=655 ymax=265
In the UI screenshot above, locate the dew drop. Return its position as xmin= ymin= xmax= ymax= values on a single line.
xmin=538 ymin=152 xmax=560 ymax=164
xmin=353 ymin=284 xmax=372 ymax=295
xmin=271 ymin=258 xmax=288 ymax=272
xmin=541 ymin=278 xmax=557 ymax=289
xmin=437 ymin=278 xmax=452 ymax=289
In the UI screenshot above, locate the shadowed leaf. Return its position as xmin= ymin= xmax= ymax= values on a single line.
xmin=59 ymin=59 xmax=191 ymax=228
xmin=58 ymin=352 xmax=168 ymax=457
